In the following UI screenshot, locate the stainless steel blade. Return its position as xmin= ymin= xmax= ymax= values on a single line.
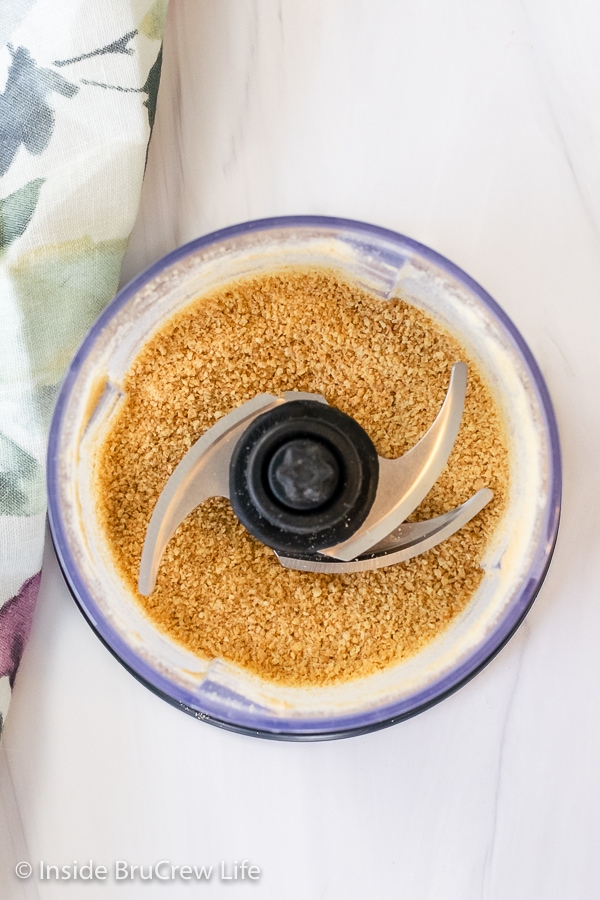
xmin=275 ymin=488 xmax=493 ymax=573
xmin=137 ymin=369 xmax=480 ymax=591
xmin=138 ymin=393 xmax=281 ymax=595
xmin=137 ymin=391 xmax=327 ymax=595
xmin=320 ymin=361 xmax=468 ymax=561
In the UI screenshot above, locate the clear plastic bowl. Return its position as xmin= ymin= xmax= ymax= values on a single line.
xmin=47 ymin=217 xmax=561 ymax=740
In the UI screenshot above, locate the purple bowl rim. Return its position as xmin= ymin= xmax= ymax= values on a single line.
xmin=47 ymin=215 xmax=562 ymax=737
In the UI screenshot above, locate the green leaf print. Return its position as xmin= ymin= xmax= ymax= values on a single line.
xmin=140 ymin=0 xmax=168 ymax=41
xmin=0 ymin=46 xmax=78 ymax=177
xmin=0 ymin=179 xmax=44 ymax=252
xmin=6 ymin=236 xmax=127 ymax=384
xmin=0 ymin=432 xmax=45 ymax=516
xmin=143 ymin=44 xmax=163 ymax=133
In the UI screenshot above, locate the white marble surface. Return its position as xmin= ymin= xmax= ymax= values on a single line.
xmin=2 ymin=0 xmax=600 ymax=897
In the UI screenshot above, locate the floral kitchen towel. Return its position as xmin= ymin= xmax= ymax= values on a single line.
xmin=0 ymin=0 xmax=167 ymax=737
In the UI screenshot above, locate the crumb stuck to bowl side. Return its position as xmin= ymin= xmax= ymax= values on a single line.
xmin=94 ymin=266 xmax=509 ymax=687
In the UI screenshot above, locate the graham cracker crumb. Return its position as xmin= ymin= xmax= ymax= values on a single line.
xmin=95 ymin=267 xmax=509 ymax=686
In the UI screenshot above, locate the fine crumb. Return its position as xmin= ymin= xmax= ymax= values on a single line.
xmin=95 ymin=267 xmax=509 ymax=686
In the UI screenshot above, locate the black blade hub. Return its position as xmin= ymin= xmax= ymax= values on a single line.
xmin=229 ymin=399 xmax=379 ymax=554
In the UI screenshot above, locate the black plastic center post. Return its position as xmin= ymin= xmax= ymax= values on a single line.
xmin=267 ymin=438 xmax=339 ymax=510
xmin=229 ymin=399 xmax=379 ymax=554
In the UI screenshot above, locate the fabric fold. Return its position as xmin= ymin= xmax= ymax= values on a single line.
xmin=0 ymin=0 xmax=168 ymax=737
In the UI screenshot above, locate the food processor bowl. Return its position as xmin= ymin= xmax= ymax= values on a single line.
xmin=47 ymin=216 xmax=561 ymax=740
